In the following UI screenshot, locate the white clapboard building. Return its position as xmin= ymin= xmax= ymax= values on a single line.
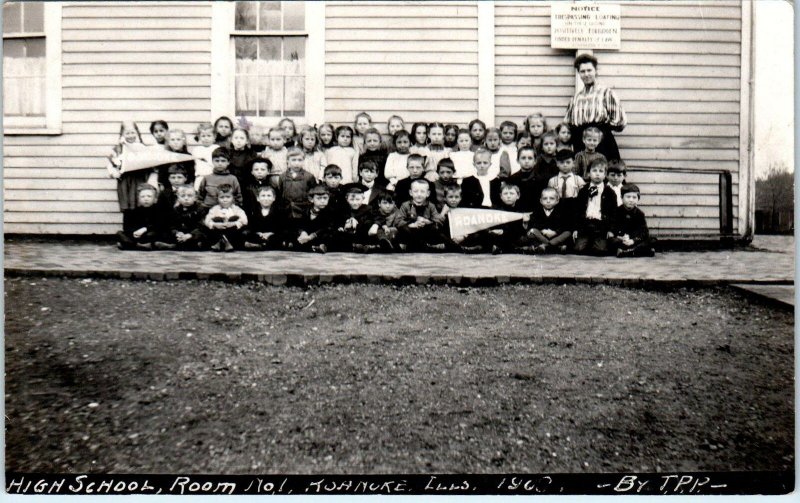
xmin=3 ymin=1 xmax=753 ymax=242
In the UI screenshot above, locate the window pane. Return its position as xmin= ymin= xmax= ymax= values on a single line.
xmin=3 ymin=2 xmax=21 ymax=33
xmin=234 ymin=37 xmax=258 ymax=115
xmin=258 ymin=37 xmax=280 ymax=62
xmin=235 ymin=1 xmax=256 ymax=30
xmin=26 ymin=37 xmax=46 ymax=59
xmin=235 ymin=36 xmax=257 ymax=60
xmin=283 ymin=1 xmax=304 ymax=30
xmin=258 ymin=38 xmax=282 ymax=115
xmin=23 ymin=1 xmax=44 ymax=32
xmin=258 ymin=76 xmax=281 ymax=117
xmin=283 ymin=36 xmax=305 ymax=75
xmin=3 ymin=39 xmax=45 ymax=117
xmin=258 ymin=1 xmax=281 ymax=30
xmin=235 ymin=75 xmax=258 ymax=117
xmin=284 ymin=76 xmax=304 ymax=117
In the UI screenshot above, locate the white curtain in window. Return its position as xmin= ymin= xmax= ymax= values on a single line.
xmin=235 ymin=58 xmax=304 ymax=116
xmin=3 ymin=55 xmax=45 ymax=116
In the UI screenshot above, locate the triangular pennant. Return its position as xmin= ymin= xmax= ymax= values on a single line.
xmin=448 ymin=207 xmax=527 ymax=238
xmin=119 ymin=145 xmax=196 ymax=173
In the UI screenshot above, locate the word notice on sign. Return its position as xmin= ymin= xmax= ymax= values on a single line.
xmin=551 ymin=3 xmax=621 ymax=50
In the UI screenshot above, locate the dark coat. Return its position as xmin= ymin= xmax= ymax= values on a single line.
xmin=529 ymin=204 xmax=572 ymax=233
xmin=575 ymin=182 xmax=618 ymax=233
xmin=611 ymin=205 xmax=650 ymax=244
xmin=459 ymin=176 xmax=503 ymax=208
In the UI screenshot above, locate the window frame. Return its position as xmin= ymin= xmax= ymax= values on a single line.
xmin=211 ymin=1 xmax=325 ymax=127
xmin=3 ymin=1 xmax=62 ymax=135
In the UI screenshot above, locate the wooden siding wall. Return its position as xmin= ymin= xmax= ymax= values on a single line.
xmin=324 ymin=1 xmax=479 ymax=126
xmin=4 ymin=1 xmax=747 ymax=237
xmin=493 ymin=1 xmax=743 ymax=237
xmin=4 ymin=1 xmax=213 ymax=234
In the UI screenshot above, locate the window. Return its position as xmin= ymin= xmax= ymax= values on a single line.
xmin=3 ymin=1 xmax=61 ymax=133
xmin=232 ymin=1 xmax=306 ymax=118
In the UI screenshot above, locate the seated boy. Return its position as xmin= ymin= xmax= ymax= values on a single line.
xmin=610 ymin=184 xmax=655 ymax=257
xmin=321 ymin=164 xmax=346 ymax=216
xmin=358 ymin=160 xmax=388 ymax=208
xmin=198 ymin=147 xmax=243 ymax=210
xmin=366 ymin=191 xmax=402 ymax=251
xmin=523 ymin=187 xmax=573 ymax=254
xmin=242 ymin=158 xmax=274 ymax=218
xmin=490 ymin=182 xmax=530 ymax=254
xmin=460 ymin=148 xmax=503 ymax=208
xmin=204 ymin=184 xmax=248 ymax=252
xmin=573 ymin=159 xmax=618 ymax=256
xmin=155 ymin=185 xmax=206 ymax=250
xmin=157 ymin=164 xmax=188 ymax=214
xmin=117 ymin=184 xmax=160 ymax=250
xmin=606 ymin=159 xmax=626 ymax=206
xmin=331 ymin=183 xmax=373 ymax=252
xmin=243 ymin=186 xmax=287 ymax=250
xmin=441 ymin=186 xmax=485 ymax=253
xmin=396 ymin=178 xmax=447 ymax=251
xmin=393 ymin=154 xmax=437 ymax=207
xmin=432 ymin=158 xmax=459 ymax=211
xmin=532 ymin=131 xmax=559 ymax=199
xmin=274 ymin=146 xmax=318 ymax=220
xmin=508 ymin=145 xmax=537 ymax=211
xmin=575 ymin=127 xmax=608 ymax=180
xmin=294 ymin=184 xmax=334 ymax=253
xmin=547 ymin=149 xmax=585 ymax=218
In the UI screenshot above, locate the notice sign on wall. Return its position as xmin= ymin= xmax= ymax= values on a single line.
xmin=551 ymin=3 xmax=621 ymax=50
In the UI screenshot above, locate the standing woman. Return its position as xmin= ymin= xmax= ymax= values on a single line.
xmin=564 ymin=53 xmax=627 ymax=161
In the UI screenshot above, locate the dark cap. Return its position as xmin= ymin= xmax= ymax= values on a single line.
xmin=308 ymin=185 xmax=329 ymax=196
xmin=555 ymin=149 xmax=575 ymax=162
xmin=342 ymin=183 xmax=365 ymax=196
xmin=621 ymin=184 xmax=640 ymax=196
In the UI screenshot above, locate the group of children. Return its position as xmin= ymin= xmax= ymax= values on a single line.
xmin=109 ymin=113 xmax=654 ymax=257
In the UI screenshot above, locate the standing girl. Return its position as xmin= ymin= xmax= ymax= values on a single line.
xmin=228 ymin=127 xmax=258 ymax=184
xmin=149 ymin=120 xmax=169 ymax=148
xmin=318 ymin=123 xmax=336 ymax=154
xmin=299 ymin=125 xmax=327 ymax=180
xmin=360 ymin=127 xmax=388 ymax=181
xmin=554 ymin=122 xmax=573 ymax=152
xmin=383 ymin=130 xmax=411 ymax=191
xmin=107 ymin=121 xmax=152 ymax=228
xmin=425 ymin=122 xmax=451 ymax=181
xmin=383 ymin=115 xmax=406 ymax=152
xmin=468 ymin=119 xmax=487 ymax=151
xmin=214 ymin=116 xmax=234 ymax=148
xmin=191 ymin=122 xmax=218 ymax=191
xmin=523 ymin=112 xmax=548 ymax=153
xmin=325 ymin=125 xmax=360 ymax=183
xmin=444 ymin=124 xmax=459 ymax=149
xmin=449 ymin=128 xmax=475 ymax=179
xmin=278 ymin=117 xmax=298 ymax=148
xmin=409 ymin=122 xmax=430 ymax=158
xmin=352 ymin=112 xmax=372 ymax=155
xmin=484 ymin=127 xmax=512 ymax=179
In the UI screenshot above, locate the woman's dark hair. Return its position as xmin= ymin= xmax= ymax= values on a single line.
xmin=574 ymin=53 xmax=598 ymax=70
xmin=149 ymin=120 xmax=168 ymax=134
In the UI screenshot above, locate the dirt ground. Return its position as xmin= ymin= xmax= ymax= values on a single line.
xmin=4 ymin=277 xmax=794 ymax=474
